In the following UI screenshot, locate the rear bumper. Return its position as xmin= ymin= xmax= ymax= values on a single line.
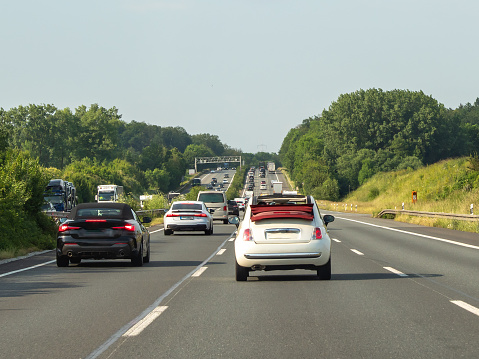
xmin=166 ymin=224 xmax=208 ymax=231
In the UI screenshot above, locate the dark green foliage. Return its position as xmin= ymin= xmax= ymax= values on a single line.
xmin=279 ymin=88 xmax=470 ymax=199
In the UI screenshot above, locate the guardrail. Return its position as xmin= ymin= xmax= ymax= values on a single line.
xmin=44 ymin=209 xmax=167 ymax=219
xmin=377 ymin=209 xmax=479 ymax=221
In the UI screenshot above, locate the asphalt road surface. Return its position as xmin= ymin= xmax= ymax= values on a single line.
xmin=1 ymin=195 xmax=479 ymax=358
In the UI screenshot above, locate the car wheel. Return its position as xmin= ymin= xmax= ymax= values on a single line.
xmin=69 ymin=257 xmax=81 ymax=264
xmin=235 ymin=259 xmax=249 ymax=281
xmin=143 ymin=240 xmax=150 ymax=263
xmin=317 ymin=256 xmax=331 ymax=280
xmin=131 ymin=244 xmax=144 ymax=267
xmin=164 ymin=228 xmax=172 ymax=235
xmin=56 ymin=254 xmax=69 ymax=267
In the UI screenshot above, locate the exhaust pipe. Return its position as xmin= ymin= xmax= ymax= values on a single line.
xmin=67 ymin=251 xmax=73 ymax=257
xmin=251 ymin=265 xmax=266 ymax=271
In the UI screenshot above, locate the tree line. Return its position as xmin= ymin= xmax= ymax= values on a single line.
xmin=279 ymin=89 xmax=479 ymax=200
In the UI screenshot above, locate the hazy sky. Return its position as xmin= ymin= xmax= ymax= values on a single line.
xmin=1 ymin=0 xmax=478 ymax=153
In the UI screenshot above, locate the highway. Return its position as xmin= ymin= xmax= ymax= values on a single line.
xmin=1 ymin=169 xmax=479 ymax=358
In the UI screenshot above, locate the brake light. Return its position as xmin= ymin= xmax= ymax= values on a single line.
xmin=58 ymin=224 xmax=81 ymax=232
xmin=313 ymin=227 xmax=322 ymax=240
xmin=194 ymin=213 xmax=207 ymax=217
xmin=223 ymin=206 xmax=227 ymax=211
xmin=166 ymin=213 xmax=180 ymax=217
xmin=243 ymin=228 xmax=253 ymax=241
xmin=112 ymin=224 xmax=135 ymax=231
xmin=85 ymin=219 xmax=107 ymax=222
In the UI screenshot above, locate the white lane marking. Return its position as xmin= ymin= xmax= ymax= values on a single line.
xmin=451 ymin=300 xmax=479 ymax=317
xmin=149 ymin=228 xmax=164 ymax=234
xmin=192 ymin=267 xmax=208 ymax=277
xmin=216 ymin=249 xmax=226 ymax=255
xmin=0 ymin=260 xmax=56 ymax=278
xmin=0 ymin=250 xmax=52 ymax=265
xmin=337 ymin=217 xmax=479 ymax=250
xmin=86 ymin=233 xmax=235 ymax=359
xmin=332 ymin=238 xmax=341 ymax=243
xmin=383 ymin=266 xmax=408 ymax=277
xmin=350 ymin=249 xmax=364 ymax=255
xmin=229 ymin=237 xmax=235 ymax=242
xmin=123 ymin=306 xmax=168 ymax=337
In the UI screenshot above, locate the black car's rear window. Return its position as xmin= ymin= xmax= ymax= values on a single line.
xmin=172 ymin=203 xmax=202 ymax=211
xmin=198 ymin=193 xmax=225 ymax=203
xmin=76 ymin=208 xmax=123 ymax=218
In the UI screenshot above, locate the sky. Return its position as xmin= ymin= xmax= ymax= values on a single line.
xmin=1 ymin=0 xmax=478 ymax=154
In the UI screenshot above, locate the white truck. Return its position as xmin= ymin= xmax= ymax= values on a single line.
xmin=267 ymin=162 xmax=276 ymax=173
xmin=96 ymin=185 xmax=124 ymax=203
xmin=272 ymin=181 xmax=283 ymax=194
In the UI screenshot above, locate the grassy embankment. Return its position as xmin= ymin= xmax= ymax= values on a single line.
xmin=287 ymin=158 xmax=479 ymax=233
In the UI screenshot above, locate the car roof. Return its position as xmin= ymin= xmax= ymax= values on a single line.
xmin=69 ymin=202 xmax=134 ymax=219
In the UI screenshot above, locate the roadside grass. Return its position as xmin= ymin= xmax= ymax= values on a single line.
xmin=315 ymin=157 xmax=479 ymax=233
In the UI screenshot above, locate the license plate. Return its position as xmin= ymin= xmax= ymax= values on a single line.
xmin=180 ymin=216 xmax=194 ymax=220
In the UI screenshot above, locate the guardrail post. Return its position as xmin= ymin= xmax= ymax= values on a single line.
xmin=470 ymin=204 xmax=474 ymax=215
xmin=402 ymin=202 xmax=405 ymax=210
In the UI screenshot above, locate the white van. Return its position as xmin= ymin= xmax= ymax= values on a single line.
xmin=197 ymin=190 xmax=228 ymax=224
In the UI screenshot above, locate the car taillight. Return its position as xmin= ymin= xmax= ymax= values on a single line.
xmin=58 ymin=224 xmax=81 ymax=232
xmin=194 ymin=213 xmax=207 ymax=217
xmin=85 ymin=219 xmax=107 ymax=222
xmin=312 ymin=227 xmax=322 ymax=240
xmin=223 ymin=206 xmax=227 ymax=211
xmin=243 ymin=228 xmax=253 ymax=241
xmin=112 ymin=224 xmax=135 ymax=231
xmin=166 ymin=213 xmax=179 ymax=217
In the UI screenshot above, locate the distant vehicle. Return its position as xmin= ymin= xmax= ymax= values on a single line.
xmin=267 ymin=162 xmax=276 ymax=173
xmin=44 ymin=179 xmax=77 ymax=212
xmin=260 ymin=183 xmax=267 ymax=190
xmin=96 ymin=185 xmax=123 ymax=203
xmin=197 ymin=190 xmax=228 ymax=224
xmin=41 ymin=201 xmax=56 ymax=212
xmin=222 ymin=179 xmax=228 ymax=184
xmin=163 ymin=201 xmax=213 ymax=235
xmin=233 ymin=193 xmax=334 ymax=281
xmin=272 ymin=181 xmax=282 ymax=193
xmin=192 ymin=178 xmax=202 ymax=186
xmin=234 ymin=197 xmax=245 ymax=211
xmin=56 ymin=202 xmax=151 ymax=267
xmin=224 ymin=173 xmax=229 ymax=178
xmin=211 ymin=177 xmax=218 ymax=183
xmin=227 ymin=200 xmax=239 ymax=216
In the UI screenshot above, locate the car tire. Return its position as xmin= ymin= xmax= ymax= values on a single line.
xmin=131 ymin=244 xmax=144 ymax=267
xmin=56 ymin=254 xmax=69 ymax=267
xmin=143 ymin=240 xmax=150 ymax=263
xmin=317 ymin=256 xmax=331 ymax=280
xmin=69 ymin=258 xmax=81 ymax=264
xmin=164 ymin=228 xmax=172 ymax=235
xmin=235 ymin=259 xmax=249 ymax=281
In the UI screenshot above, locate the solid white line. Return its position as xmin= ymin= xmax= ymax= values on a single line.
xmin=337 ymin=216 xmax=479 ymax=250
xmin=123 ymin=306 xmax=168 ymax=337
xmin=332 ymin=238 xmax=341 ymax=243
xmin=451 ymin=300 xmax=479 ymax=317
xmin=0 ymin=260 xmax=56 ymax=278
xmin=216 ymin=249 xmax=226 ymax=255
xmin=350 ymin=249 xmax=364 ymax=255
xmin=192 ymin=267 xmax=208 ymax=277
xmin=383 ymin=266 xmax=408 ymax=277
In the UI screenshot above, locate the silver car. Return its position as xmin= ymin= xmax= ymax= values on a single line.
xmin=164 ymin=201 xmax=214 ymax=235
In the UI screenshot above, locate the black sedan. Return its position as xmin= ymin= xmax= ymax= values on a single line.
xmin=56 ymin=203 xmax=151 ymax=267
xmin=227 ymin=200 xmax=239 ymax=216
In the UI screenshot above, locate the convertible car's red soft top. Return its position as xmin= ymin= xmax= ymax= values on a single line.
xmin=250 ymin=204 xmax=314 ymax=222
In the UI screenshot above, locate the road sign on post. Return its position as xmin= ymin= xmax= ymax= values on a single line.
xmin=412 ymin=191 xmax=417 ymax=204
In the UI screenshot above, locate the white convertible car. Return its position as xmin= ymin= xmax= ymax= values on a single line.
xmin=233 ymin=194 xmax=334 ymax=281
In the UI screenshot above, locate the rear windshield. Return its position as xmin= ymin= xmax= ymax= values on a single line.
xmin=198 ymin=193 xmax=225 ymax=203
xmin=76 ymin=208 xmax=123 ymax=218
xmin=172 ymin=203 xmax=202 ymax=211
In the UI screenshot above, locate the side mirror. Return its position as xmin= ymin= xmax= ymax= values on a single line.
xmin=142 ymin=216 xmax=152 ymax=224
xmin=323 ymin=214 xmax=335 ymax=226
xmin=228 ymin=216 xmax=240 ymax=228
